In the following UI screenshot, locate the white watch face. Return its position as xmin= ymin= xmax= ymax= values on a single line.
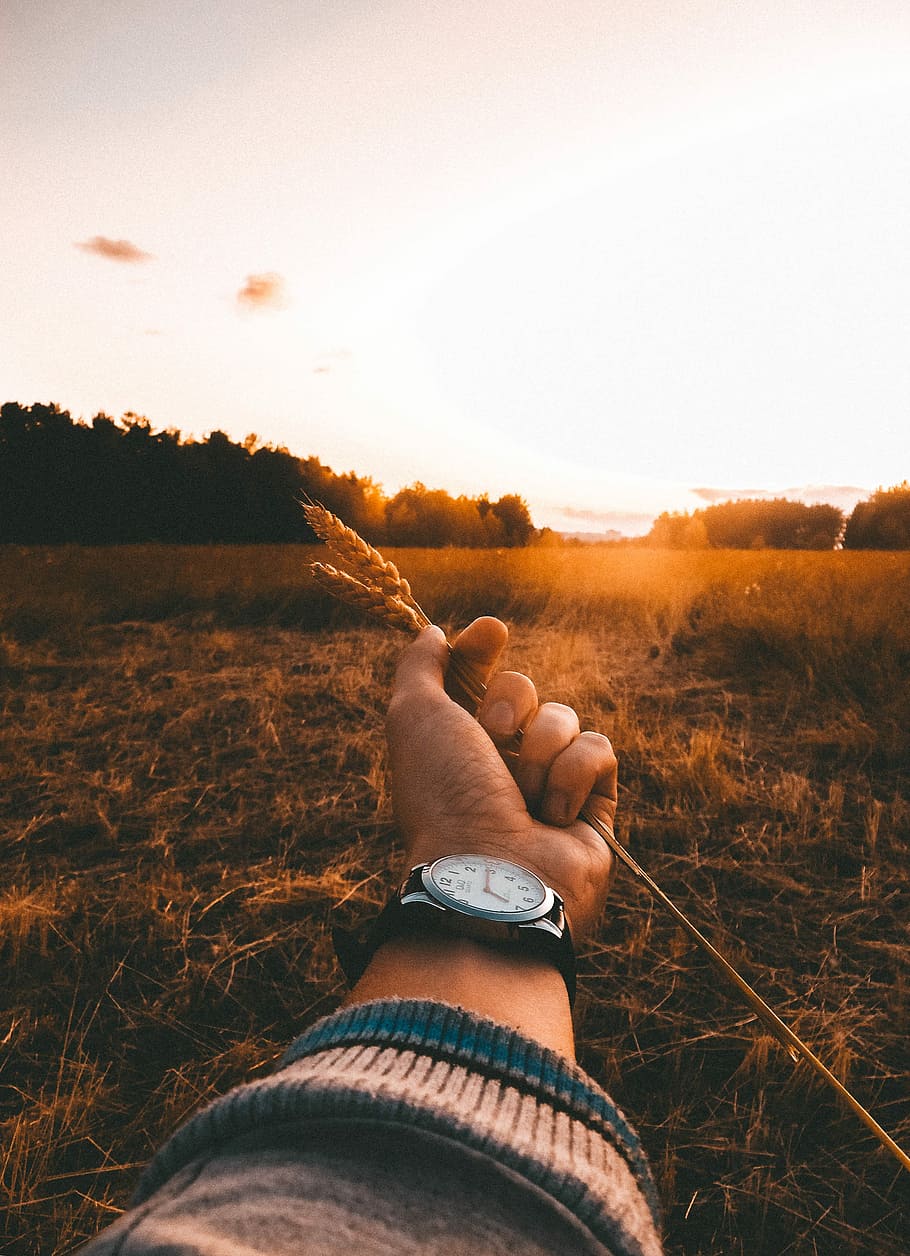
xmin=425 ymin=855 xmax=550 ymax=921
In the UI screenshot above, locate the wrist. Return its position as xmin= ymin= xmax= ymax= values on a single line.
xmin=343 ymin=933 xmax=576 ymax=1059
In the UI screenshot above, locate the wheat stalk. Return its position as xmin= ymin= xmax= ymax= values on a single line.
xmin=303 ymin=504 xmax=910 ymax=1176
xmin=303 ymin=501 xmax=426 ymax=619
xmin=304 ymin=500 xmax=483 ymax=703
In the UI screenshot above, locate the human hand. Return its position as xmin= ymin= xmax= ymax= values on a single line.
xmin=386 ymin=617 xmax=617 ymax=943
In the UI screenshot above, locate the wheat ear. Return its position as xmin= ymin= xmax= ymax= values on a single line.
xmin=303 ymin=501 xmax=426 ymax=620
xmin=310 ymin=563 xmax=426 ymax=635
xmin=307 ymin=554 xmax=482 ymax=703
xmin=304 ymin=507 xmax=910 ymax=1176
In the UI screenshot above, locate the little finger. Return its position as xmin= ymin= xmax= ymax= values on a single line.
xmin=539 ymin=731 xmax=618 ymax=829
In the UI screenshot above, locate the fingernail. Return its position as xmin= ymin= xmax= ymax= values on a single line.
xmin=485 ymin=700 xmax=515 ymax=736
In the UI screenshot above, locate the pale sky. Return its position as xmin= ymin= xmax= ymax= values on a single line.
xmin=2 ymin=1 xmax=908 ymax=534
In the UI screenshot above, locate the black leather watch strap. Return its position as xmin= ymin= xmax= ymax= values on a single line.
xmin=332 ymin=896 xmax=409 ymax=987
xmin=333 ymin=891 xmax=577 ymax=1006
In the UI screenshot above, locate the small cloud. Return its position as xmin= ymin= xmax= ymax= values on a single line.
xmin=692 ymin=486 xmax=750 ymax=503
xmin=236 ymin=272 xmax=288 ymax=311
xmin=557 ymin=505 xmax=655 ymax=526
xmin=312 ymin=348 xmax=352 ymax=374
xmin=783 ymin=484 xmax=870 ymax=511
xmin=545 ymin=504 xmax=656 ymax=537
xmin=75 ymin=235 xmax=154 ymax=263
xmin=691 ymin=486 xmax=785 ymax=504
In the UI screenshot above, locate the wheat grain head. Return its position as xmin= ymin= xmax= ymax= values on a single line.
xmin=310 ymin=563 xmax=425 ymax=635
xmin=304 ymin=505 xmax=486 ymax=714
xmin=303 ymin=501 xmax=426 ymax=619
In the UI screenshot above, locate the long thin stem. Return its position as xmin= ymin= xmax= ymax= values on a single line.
xmin=444 ymin=644 xmax=910 ymax=1176
xmin=581 ymin=808 xmax=910 ymax=1173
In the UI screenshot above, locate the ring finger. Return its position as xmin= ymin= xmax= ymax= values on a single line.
xmin=513 ymin=702 xmax=580 ymax=812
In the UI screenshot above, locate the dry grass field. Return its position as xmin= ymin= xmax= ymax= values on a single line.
xmin=1 ymin=544 xmax=908 ymax=1254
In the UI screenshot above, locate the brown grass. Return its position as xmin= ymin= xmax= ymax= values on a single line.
xmin=1 ymin=544 xmax=908 ymax=1253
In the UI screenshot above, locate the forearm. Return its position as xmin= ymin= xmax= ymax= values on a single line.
xmin=343 ymin=934 xmax=576 ymax=1059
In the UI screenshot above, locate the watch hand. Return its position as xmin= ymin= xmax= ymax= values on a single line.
xmin=484 ymin=866 xmax=511 ymax=903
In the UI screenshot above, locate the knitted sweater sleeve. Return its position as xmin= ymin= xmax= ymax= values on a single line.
xmin=80 ymin=998 xmax=664 ymax=1256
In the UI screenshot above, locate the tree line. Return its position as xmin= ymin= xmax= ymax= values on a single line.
xmin=3 ymin=401 xmax=907 ymax=549
xmin=643 ymin=489 xmax=910 ymax=550
xmin=0 ymin=402 xmax=536 ymax=547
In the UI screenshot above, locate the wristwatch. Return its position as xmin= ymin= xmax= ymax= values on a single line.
xmin=333 ymin=853 xmax=576 ymax=1005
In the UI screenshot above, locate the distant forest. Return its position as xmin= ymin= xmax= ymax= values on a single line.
xmin=643 ymin=486 xmax=910 ymax=550
xmin=2 ymin=402 xmax=907 ymax=547
xmin=0 ymin=402 xmax=536 ymax=547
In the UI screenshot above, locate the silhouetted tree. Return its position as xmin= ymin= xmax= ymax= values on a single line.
xmin=383 ymin=484 xmax=531 ymax=546
xmin=702 ymin=499 xmax=843 ymax=549
xmin=491 ymin=494 xmax=535 ymax=547
xmin=301 ymin=457 xmax=387 ymax=543
xmin=647 ymin=511 xmax=709 ymax=549
xmin=386 ymin=484 xmax=476 ymax=546
xmin=844 ymin=483 xmax=910 ymax=549
xmin=0 ymin=402 xmax=86 ymax=542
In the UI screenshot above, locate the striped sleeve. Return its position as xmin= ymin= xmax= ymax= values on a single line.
xmin=128 ymin=998 xmax=663 ymax=1256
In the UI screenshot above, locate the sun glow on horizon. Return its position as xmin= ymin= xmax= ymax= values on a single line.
xmin=2 ymin=2 xmax=908 ymax=534
xmin=305 ymin=84 xmax=909 ymax=529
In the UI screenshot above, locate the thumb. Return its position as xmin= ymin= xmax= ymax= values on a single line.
xmin=450 ymin=616 xmax=509 ymax=680
xmin=391 ymin=624 xmax=450 ymax=705
xmin=390 ymin=617 xmax=509 ymax=709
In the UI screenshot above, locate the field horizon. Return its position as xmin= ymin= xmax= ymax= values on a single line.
xmin=1 ymin=544 xmax=908 ymax=1254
